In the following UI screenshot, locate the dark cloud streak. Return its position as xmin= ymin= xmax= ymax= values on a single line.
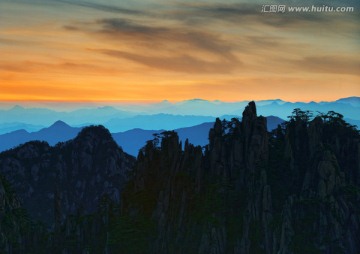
xmin=291 ymin=56 xmax=360 ymax=76
xmin=162 ymin=3 xmax=352 ymax=29
xmin=95 ymin=18 xmax=238 ymax=61
xmin=99 ymin=49 xmax=240 ymax=74
xmin=56 ymin=0 xmax=144 ymax=15
xmin=60 ymin=2 xmax=358 ymax=75
xmin=0 ymin=61 xmax=114 ymax=74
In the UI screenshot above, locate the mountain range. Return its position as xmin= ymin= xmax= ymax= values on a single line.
xmin=0 ymin=116 xmax=284 ymax=156
xmin=0 ymin=97 xmax=358 ymax=134
xmin=0 ymin=101 xmax=358 ymax=253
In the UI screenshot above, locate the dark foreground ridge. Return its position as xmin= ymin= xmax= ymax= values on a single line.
xmin=0 ymin=125 xmax=135 ymax=231
xmin=0 ymin=103 xmax=359 ymax=253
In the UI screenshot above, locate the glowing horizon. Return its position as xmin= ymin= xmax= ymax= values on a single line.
xmin=1 ymin=0 xmax=359 ymax=103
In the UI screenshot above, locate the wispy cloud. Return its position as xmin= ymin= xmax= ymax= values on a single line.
xmin=155 ymin=1 xmax=359 ymax=41
xmin=100 ymin=49 xmax=240 ymax=74
xmin=159 ymin=3 xmax=325 ymax=27
xmin=56 ymin=0 xmax=144 ymax=15
xmin=62 ymin=11 xmax=359 ymax=75
xmin=64 ymin=17 xmax=241 ymax=73
xmin=292 ymin=56 xmax=360 ymax=76
xmin=95 ymin=18 xmax=237 ymax=59
xmin=2 ymin=0 xmax=359 ymax=101
xmin=0 ymin=61 xmax=117 ymax=75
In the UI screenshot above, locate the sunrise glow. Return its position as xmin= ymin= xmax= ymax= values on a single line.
xmin=1 ymin=0 xmax=359 ymax=103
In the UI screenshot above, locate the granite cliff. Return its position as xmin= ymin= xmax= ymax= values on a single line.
xmin=117 ymin=102 xmax=359 ymax=253
xmin=0 ymin=102 xmax=359 ymax=253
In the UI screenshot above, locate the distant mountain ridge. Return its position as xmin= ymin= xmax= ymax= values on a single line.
xmin=0 ymin=102 xmax=358 ymax=253
xmin=105 ymin=114 xmax=216 ymax=132
xmin=0 ymin=116 xmax=284 ymax=155
xmin=0 ymin=97 xmax=358 ymax=134
xmin=0 ymin=122 xmax=45 ymax=134
xmin=0 ymin=121 xmax=81 ymax=152
xmin=336 ymin=96 xmax=360 ymax=107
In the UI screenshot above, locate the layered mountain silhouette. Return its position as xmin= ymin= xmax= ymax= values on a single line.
xmin=336 ymin=96 xmax=360 ymax=107
xmin=117 ymin=103 xmax=360 ymax=254
xmin=0 ymin=121 xmax=81 ymax=152
xmin=0 ymin=122 xmax=45 ymax=134
xmin=0 ymin=97 xmax=358 ymax=134
xmin=0 ymin=102 xmax=359 ymax=253
xmin=0 ymin=117 xmax=284 ymax=155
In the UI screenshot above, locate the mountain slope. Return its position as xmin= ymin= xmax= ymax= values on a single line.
xmin=0 ymin=174 xmax=50 ymax=253
xmin=0 ymin=121 xmax=81 ymax=152
xmin=116 ymin=102 xmax=360 ymax=253
xmin=0 ymin=126 xmax=135 ymax=226
xmin=0 ymin=103 xmax=358 ymax=253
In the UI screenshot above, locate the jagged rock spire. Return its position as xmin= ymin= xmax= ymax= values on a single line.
xmin=242 ymin=101 xmax=257 ymax=121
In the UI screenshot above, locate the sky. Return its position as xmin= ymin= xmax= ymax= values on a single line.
xmin=0 ymin=0 xmax=359 ymax=103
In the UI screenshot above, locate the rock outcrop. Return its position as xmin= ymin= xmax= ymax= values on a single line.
xmin=0 ymin=103 xmax=359 ymax=253
xmin=0 ymin=126 xmax=135 ymax=227
xmin=117 ymin=102 xmax=360 ymax=254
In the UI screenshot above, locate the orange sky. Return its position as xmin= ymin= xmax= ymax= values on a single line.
xmin=0 ymin=0 xmax=359 ymax=103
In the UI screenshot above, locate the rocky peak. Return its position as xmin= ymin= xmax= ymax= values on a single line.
xmin=0 ymin=104 xmax=359 ymax=253
xmin=50 ymin=120 xmax=69 ymax=128
xmin=73 ymin=125 xmax=113 ymax=145
xmin=242 ymin=100 xmax=257 ymax=122
xmin=241 ymin=101 xmax=267 ymax=148
xmin=207 ymin=102 xmax=268 ymax=171
xmin=118 ymin=102 xmax=359 ymax=254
